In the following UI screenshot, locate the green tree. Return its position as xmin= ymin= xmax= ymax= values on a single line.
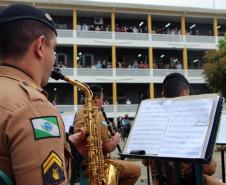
xmin=203 ymin=33 xmax=226 ymax=97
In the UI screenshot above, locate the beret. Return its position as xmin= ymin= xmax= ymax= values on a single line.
xmin=0 ymin=3 xmax=57 ymax=35
xmin=163 ymin=72 xmax=189 ymax=85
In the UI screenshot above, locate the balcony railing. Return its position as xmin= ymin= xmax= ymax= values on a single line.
xmin=56 ymin=104 xmax=139 ymax=117
xmin=152 ymin=34 xmax=183 ymax=42
xmin=57 ymin=29 xmax=73 ymax=38
xmin=77 ymin=68 xmax=113 ymax=76
xmin=115 ymin=32 xmax=149 ymax=41
xmin=116 ymin=68 xmax=150 ymax=76
xmin=56 ymin=29 xmax=219 ymax=49
xmin=152 ymin=69 xmax=185 ymax=77
xmin=186 ymin=35 xmax=216 ymax=43
xmin=77 ymin=30 xmax=112 ymax=39
xmin=50 ymin=68 xmax=204 ymax=83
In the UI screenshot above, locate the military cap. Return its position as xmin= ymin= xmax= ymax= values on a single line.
xmin=0 ymin=3 xmax=57 ymax=35
xmin=163 ymin=72 xmax=189 ymax=85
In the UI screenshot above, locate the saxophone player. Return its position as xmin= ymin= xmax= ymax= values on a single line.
xmin=73 ymin=85 xmax=141 ymax=185
xmin=0 ymin=4 xmax=87 ymax=185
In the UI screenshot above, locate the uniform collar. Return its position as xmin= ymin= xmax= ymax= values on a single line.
xmin=0 ymin=65 xmax=48 ymax=97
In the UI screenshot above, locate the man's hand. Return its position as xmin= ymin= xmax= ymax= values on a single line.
xmin=112 ymin=132 xmax=121 ymax=146
xmin=69 ymin=127 xmax=88 ymax=158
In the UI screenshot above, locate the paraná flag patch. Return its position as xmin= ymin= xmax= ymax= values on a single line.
xmin=30 ymin=116 xmax=60 ymax=140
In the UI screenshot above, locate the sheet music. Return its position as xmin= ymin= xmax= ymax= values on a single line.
xmin=159 ymin=99 xmax=213 ymax=158
xmin=216 ymin=114 xmax=226 ymax=144
xmin=125 ymin=96 xmax=216 ymax=159
xmin=126 ymin=99 xmax=173 ymax=154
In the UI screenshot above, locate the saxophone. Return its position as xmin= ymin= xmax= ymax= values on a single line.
xmin=51 ymin=69 xmax=119 ymax=185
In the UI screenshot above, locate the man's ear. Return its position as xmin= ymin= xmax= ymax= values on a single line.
xmin=181 ymin=89 xmax=189 ymax=96
xmin=93 ymin=96 xmax=98 ymax=102
xmin=34 ymin=35 xmax=46 ymax=59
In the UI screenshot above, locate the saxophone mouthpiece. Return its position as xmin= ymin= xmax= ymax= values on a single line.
xmin=51 ymin=68 xmax=65 ymax=80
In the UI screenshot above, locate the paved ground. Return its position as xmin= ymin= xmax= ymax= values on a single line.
xmin=75 ymin=140 xmax=225 ymax=185
xmin=112 ymin=141 xmax=225 ymax=185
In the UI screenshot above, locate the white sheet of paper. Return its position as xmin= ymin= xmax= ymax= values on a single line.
xmin=126 ymin=99 xmax=173 ymax=154
xmin=159 ymin=99 xmax=213 ymax=158
xmin=216 ymin=114 xmax=226 ymax=144
xmin=125 ymin=98 xmax=214 ymax=159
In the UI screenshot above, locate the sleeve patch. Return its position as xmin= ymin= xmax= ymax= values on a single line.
xmin=30 ymin=116 xmax=61 ymax=140
xmin=42 ymin=151 xmax=65 ymax=185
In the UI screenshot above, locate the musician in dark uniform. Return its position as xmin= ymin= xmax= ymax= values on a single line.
xmin=142 ymin=73 xmax=222 ymax=185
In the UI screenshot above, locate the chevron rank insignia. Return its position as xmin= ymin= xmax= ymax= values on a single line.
xmin=42 ymin=151 xmax=65 ymax=185
xmin=30 ymin=116 xmax=60 ymax=140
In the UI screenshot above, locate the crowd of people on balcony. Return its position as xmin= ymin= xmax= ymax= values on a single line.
xmin=75 ymin=21 xmax=226 ymax=37
xmin=116 ymin=60 xmax=149 ymax=68
xmin=115 ymin=24 xmax=148 ymax=33
xmin=77 ymin=22 xmax=111 ymax=31
xmin=152 ymin=26 xmax=217 ymax=36
xmin=92 ymin=60 xmax=112 ymax=68
xmin=152 ymin=26 xmax=181 ymax=35
xmin=77 ymin=59 xmax=112 ymax=68
xmin=154 ymin=60 xmax=183 ymax=69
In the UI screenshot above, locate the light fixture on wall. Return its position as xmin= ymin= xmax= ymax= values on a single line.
xmin=217 ymin=25 xmax=221 ymax=29
xmin=160 ymin=54 xmax=165 ymax=58
xmin=165 ymin=23 xmax=171 ymax=28
xmin=139 ymin=21 xmax=144 ymax=27
xmin=193 ymin=59 xmax=199 ymax=63
xmin=189 ymin=24 xmax=196 ymax=29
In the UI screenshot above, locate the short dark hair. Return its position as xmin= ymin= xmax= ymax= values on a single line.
xmin=162 ymin=73 xmax=189 ymax=98
xmin=89 ymin=85 xmax=103 ymax=99
xmin=0 ymin=20 xmax=54 ymax=60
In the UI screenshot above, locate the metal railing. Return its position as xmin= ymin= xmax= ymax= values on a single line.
xmin=50 ymin=68 xmax=204 ymax=82
xmin=77 ymin=68 xmax=113 ymax=76
xmin=56 ymin=29 xmax=219 ymax=48
xmin=57 ymin=29 xmax=73 ymax=38
xmin=77 ymin=30 xmax=112 ymax=39
xmin=152 ymin=69 xmax=185 ymax=77
xmin=115 ymin=32 xmax=149 ymax=41
xmin=152 ymin=34 xmax=183 ymax=42
xmin=116 ymin=68 xmax=150 ymax=76
xmin=56 ymin=104 xmax=139 ymax=115
xmin=186 ymin=35 xmax=216 ymax=43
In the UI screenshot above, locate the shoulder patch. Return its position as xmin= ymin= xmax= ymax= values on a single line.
xmin=42 ymin=151 xmax=65 ymax=185
xmin=30 ymin=116 xmax=61 ymax=140
xmin=101 ymin=120 xmax=108 ymax=127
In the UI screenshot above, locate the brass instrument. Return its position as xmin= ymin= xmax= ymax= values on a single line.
xmin=51 ymin=69 xmax=119 ymax=185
